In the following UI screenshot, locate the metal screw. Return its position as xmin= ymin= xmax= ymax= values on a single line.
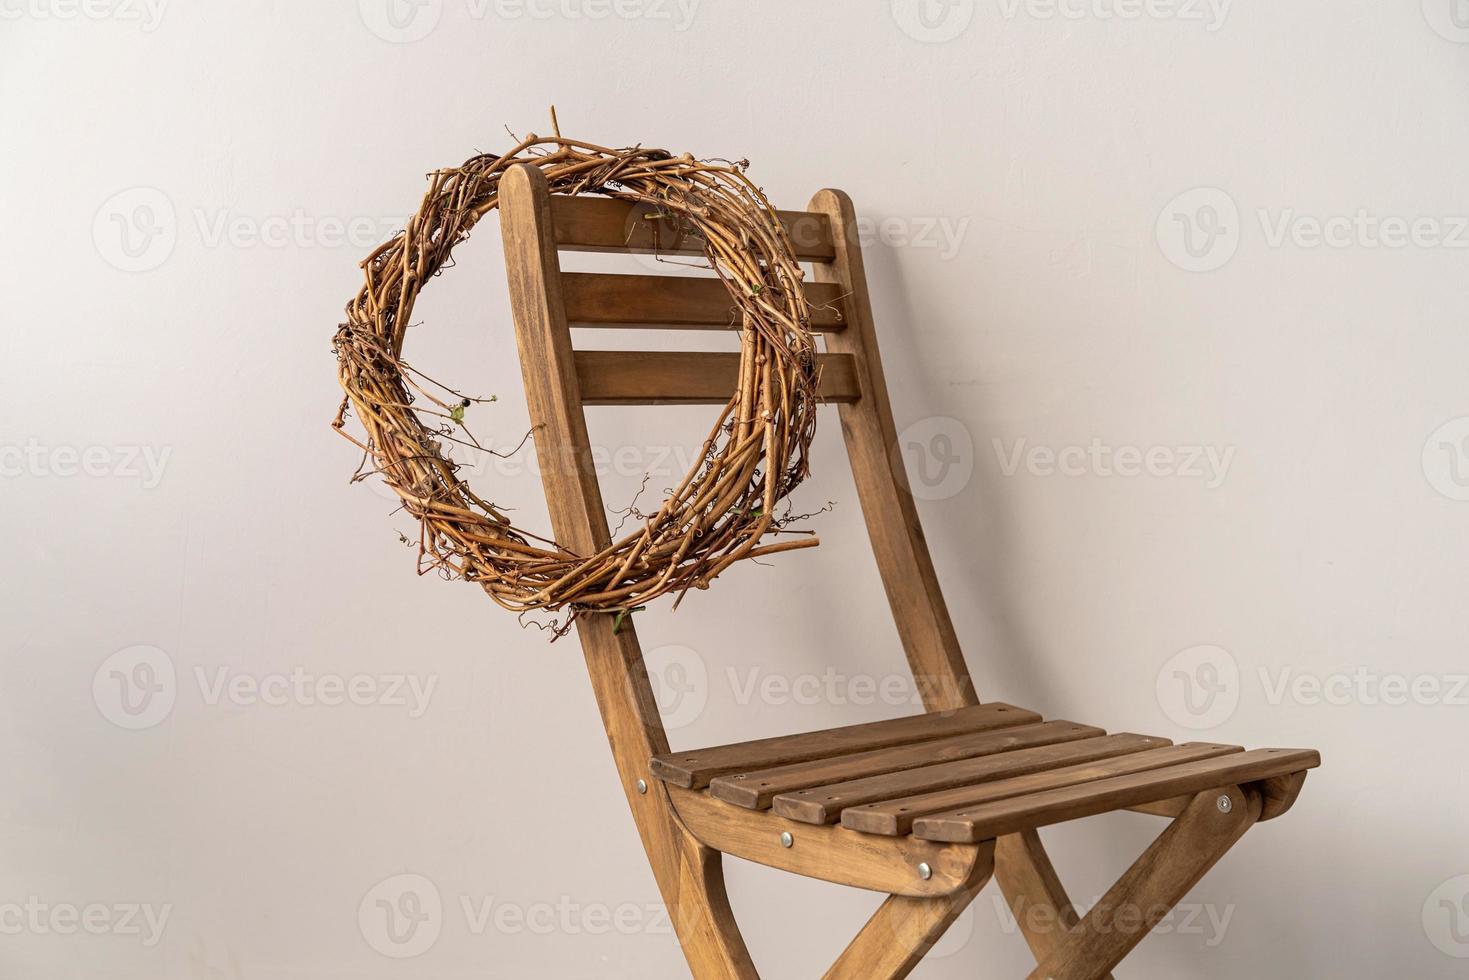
xmin=780 ymin=831 xmax=794 ymax=848
xmin=636 ymin=779 xmax=648 ymax=795
xmin=917 ymin=862 xmax=933 ymax=881
xmin=1216 ymin=794 xmax=1232 ymax=813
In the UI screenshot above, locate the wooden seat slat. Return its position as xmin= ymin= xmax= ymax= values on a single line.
xmin=773 ymin=732 xmax=1171 ymax=826
xmin=649 ymin=702 xmax=1037 ymax=790
xmin=708 ymin=719 xmax=1102 ymax=810
xmin=909 ymin=747 xmax=1321 ymax=844
xmin=841 ymin=742 xmax=1240 ymax=837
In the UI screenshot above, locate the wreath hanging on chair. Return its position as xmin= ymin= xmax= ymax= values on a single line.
xmin=332 ymin=124 xmax=825 ymax=634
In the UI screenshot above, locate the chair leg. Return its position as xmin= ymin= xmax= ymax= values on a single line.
xmin=662 ymin=836 xmax=761 ymax=980
xmin=822 ymin=844 xmax=995 ymax=980
xmin=570 ymin=617 xmax=759 ymax=979
xmin=995 ymin=830 xmax=1115 ymax=979
xmin=1025 ymin=784 xmax=1262 ymax=980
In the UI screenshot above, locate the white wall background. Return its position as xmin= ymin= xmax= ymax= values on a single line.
xmin=3 ymin=1 xmax=1468 ymax=976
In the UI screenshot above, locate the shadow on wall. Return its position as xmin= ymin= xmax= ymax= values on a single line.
xmin=853 ymin=220 xmax=1055 ymax=707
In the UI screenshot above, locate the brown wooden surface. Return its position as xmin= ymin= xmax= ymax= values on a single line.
xmin=574 ymin=349 xmax=860 ymax=405
xmin=667 ymin=785 xmax=986 ymax=898
xmin=822 ymin=854 xmax=994 ymax=980
xmin=914 ymin=747 xmax=1320 ymax=843
xmin=1127 ymin=768 xmax=1309 ymax=821
xmin=1025 ymin=785 xmax=1262 ymax=980
xmin=502 ymin=164 xmax=758 ymax=979
xmin=562 ymin=272 xmax=847 ymax=331
xmin=1257 ymin=769 xmax=1310 ymax=820
xmin=847 ymin=743 xmax=1243 ymax=837
xmin=650 ymin=702 xmax=1034 ymax=789
xmin=806 ymin=186 xmax=1139 ymax=976
xmin=499 ymin=173 xmax=1319 ymax=979
xmin=807 ymin=189 xmax=974 ymax=712
xmin=708 ymin=719 xmax=1098 ymax=810
xmin=995 ymin=829 xmax=1113 ymax=978
xmin=777 ymin=733 xmax=1173 ymax=826
xmin=549 ymin=194 xmax=836 ymax=262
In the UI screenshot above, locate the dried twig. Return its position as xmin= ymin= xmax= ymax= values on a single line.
xmin=332 ymin=133 xmax=820 ymax=634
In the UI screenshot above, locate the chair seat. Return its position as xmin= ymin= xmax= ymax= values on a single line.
xmin=650 ymin=702 xmax=1319 ymax=846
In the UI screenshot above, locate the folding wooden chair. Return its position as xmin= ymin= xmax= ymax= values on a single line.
xmin=497 ymin=162 xmax=1320 ymax=979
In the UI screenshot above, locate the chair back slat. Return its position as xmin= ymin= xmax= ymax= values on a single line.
xmin=563 ymin=273 xmax=848 ymax=332
xmin=549 ymin=195 xmax=837 ymax=262
xmin=575 ymin=350 xmax=860 ymax=406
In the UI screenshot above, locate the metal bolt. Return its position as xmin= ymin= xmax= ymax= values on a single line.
xmin=780 ymin=831 xmax=794 ymax=848
xmin=636 ymin=779 xmax=648 ymax=795
xmin=917 ymin=862 xmax=933 ymax=881
xmin=1216 ymin=794 xmax=1232 ymax=813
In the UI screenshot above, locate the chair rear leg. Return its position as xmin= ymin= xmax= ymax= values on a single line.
xmin=996 ymin=830 xmax=1115 ymax=979
xmin=1026 ymin=784 xmax=1262 ymax=980
xmin=822 ymin=844 xmax=995 ymax=980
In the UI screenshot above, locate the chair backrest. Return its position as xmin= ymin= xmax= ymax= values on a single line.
xmin=497 ymin=164 xmax=977 ymax=758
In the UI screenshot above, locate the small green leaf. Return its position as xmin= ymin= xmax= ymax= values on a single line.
xmin=613 ymin=605 xmax=647 ymax=634
xmin=449 ymin=404 xmax=465 ymax=424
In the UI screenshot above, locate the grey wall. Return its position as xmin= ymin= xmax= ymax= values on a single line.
xmin=4 ymin=1 xmax=1468 ymax=976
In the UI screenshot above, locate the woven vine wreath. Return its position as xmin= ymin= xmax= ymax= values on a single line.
xmin=332 ymin=131 xmax=824 ymax=634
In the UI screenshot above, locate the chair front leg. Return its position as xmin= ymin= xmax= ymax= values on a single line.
xmin=1026 ymin=784 xmax=1262 ymax=980
xmin=822 ymin=843 xmax=995 ymax=980
xmin=995 ymin=829 xmax=1115 ymax=979
xmin=663 ymin=836 xmax=762 ymax=980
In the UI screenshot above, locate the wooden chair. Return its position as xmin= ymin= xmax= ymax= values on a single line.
xmin=498 ymin=162 xmax=1320 ymax=979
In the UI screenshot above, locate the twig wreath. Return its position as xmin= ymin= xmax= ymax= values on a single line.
xmin=333 ymin=128 xmax=823 ymax=635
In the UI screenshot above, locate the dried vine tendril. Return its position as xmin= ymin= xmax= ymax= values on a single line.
xmin=332 ymin=131 xmax=822 ymax=635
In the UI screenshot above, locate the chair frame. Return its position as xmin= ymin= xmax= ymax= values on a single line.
xmin=498 ymin=163 xmax=1296 ymax=979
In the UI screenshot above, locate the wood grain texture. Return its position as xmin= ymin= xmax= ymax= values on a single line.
xmin=778 ymin=733 xmax=1172 ymax=826
xmin=574 ymin=350 xmax=860 ymax=405
xmin=497 ymin=172 xmax=1320 ymax=979
xmin=650 ymin=702 xmax=1034 ymax=789
xmin=995 ymin=830 xmax=1113 ymax=978
xmin=501 ymin=164 xmax=758 ymax=979
xmin=847 ymin=742 xmax=1242 ymax=837
xmin=550 ymin=194 xmax=836 ymax=262
xmin=668 ymin=785 xmax=987 ymax=898
xmin=563 ymin=272 xmax=847 ymax=331
xmin=913 ymin=747 xmax=1319 ymax=843
xmin=822 ymin=855 xmax=994 ymax=980
xmin=807 ymin=189 xmax=974 ymax=713
xmin=1025 ymin=785 xmax=1262 ymax=980
xmin=708 ymin=719 xmax=1099 ymax=810
xmin=1125 ymin=769 xmax=1309 ymax=821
